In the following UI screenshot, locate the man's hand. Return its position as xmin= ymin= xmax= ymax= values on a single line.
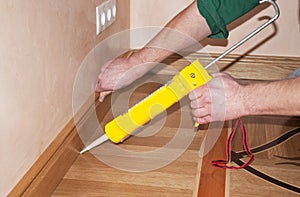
xmin=95 ymin=54 xmax=155 ymax=102
xmin=189 ymin=73 xmax=246 ymax=124
xmin=96 ymin=57 xmax=133 ymax=102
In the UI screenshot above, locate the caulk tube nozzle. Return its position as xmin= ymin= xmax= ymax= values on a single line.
xmin=80 ymin=134 xmax=109 ymax=154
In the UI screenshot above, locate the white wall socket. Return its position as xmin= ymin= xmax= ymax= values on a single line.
xmin=96 ymin=0 xmax=117 ymax=35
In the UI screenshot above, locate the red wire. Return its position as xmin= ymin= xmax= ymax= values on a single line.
xmin=211 ymin=118 xmax=254 ymax=170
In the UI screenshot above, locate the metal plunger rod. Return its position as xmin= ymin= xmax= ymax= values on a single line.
xmin=204 ymin=0 xmax=280 ymax=70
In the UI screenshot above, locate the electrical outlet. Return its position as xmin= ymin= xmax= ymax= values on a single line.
xmin=96 ymin=0 xmax=117 ymax=35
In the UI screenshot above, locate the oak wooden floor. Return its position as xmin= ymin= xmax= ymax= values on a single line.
xmin=229 ymin=157 xmax=300 ymax=197
xmin=52 ymin=120 xmax=300 ymax=196
xmin=52 ymin=53 xmax=300 ymax=196
xmin=52 ymin=133 xmax=205 ymax=197
xmin=228 ymin=116 xmax=300 ymax=197
xmin=52 ymin=84 xmax=300 ymax=197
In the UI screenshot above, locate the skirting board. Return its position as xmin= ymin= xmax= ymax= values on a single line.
xmin=7 ymin=120 xmax=82 ymax=196
xmin=8 ymin=53 xmax=300 ymax=196
xmin=7 ymin=93 xmax=100 ymax=196
xmin=155 ymin=53 xmax=300 ymax=80
xmin=8 ymin=92 xmax=115 ymax=196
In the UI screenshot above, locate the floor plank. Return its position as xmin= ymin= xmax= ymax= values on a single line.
xmin=229 ymin=158 xmax=300 ymax=197
xmin=53 ymin=179 xmax=192 ymax=197
xmin=52 ymin=129 xmax=205 ymax=196
xmin=197 ymin=123 xmax=228 ymax=197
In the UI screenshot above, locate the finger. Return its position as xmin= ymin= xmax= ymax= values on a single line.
xmin=190 ymin=99 xmax=201 ymax=109
xmin=191 ymin=107 xmax=210 ymax=118
xmin=189 ymin=86 xmax=204 ymax=100
xmin=99 ymin=91 xmax=112 ymax=102
xmin=189 ymin=89 xmax=201 ymax=100
xmin=190 ymin=94 xmax=211 ymax=109
xmin=193 ymin=115 xmax=211 ymax=125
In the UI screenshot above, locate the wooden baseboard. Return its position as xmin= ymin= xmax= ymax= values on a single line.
xmin=9 ymin=53 xmax=299 ymax=196
xmin=8 ymin=119 xmax=82 ymax=196
xmin=8 ymin=90 xmax=116 ymax=196
xmin=8 ymin=51 xmax=135 ymax=196
xmin=155 ymin=53 xmax=300 ymax=81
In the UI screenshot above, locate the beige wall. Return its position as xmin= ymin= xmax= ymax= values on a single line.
xmin=130 ymin=0 xmax=300 ymax=57
xmin=130 ymin=0 xmax=194 ymax=48
xmin=0 ymin=0 xmax=129 ymax=195
xmin=130 ymin=0 xmax=194 ymax=28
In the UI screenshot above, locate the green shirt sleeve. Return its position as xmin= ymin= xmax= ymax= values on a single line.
xmin=197 ymin=0 xmax=260 ymax=39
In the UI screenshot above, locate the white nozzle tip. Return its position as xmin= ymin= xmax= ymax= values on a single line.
xmin=79 ymin=134 xmax=109 ymax=155
xmin=80 ymin=148 xmax=89 ymax=154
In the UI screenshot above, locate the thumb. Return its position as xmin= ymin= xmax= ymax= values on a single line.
xmin=99 ymin=91 xmax=112 ymax=102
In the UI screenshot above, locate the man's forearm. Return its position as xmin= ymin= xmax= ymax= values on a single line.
xmin=242 ymin=76 xmax=300 ymax=116
xmin=131 ymin=1 xmax=211 ymax=64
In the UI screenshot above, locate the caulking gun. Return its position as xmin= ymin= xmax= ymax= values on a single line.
xmin=80 ymin=0 xmax=279 ymax=154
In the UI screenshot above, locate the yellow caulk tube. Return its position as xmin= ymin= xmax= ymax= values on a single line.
xmin=105 ymin=59 xmax=211 ymax=143
xmin=79 ymin=60 xmax=211 ymax=154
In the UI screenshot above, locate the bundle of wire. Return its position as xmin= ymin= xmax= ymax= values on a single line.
xmin=212 ymin=119 xmax=254 ymax=169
